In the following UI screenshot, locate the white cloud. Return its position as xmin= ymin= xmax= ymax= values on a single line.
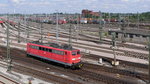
xmin=121 ymin=0 xmax=142 ymax=2
xmin=5 ymin=0 xmax=150 ymax=13
xmin=121 ymin=0 xmax=129 ymax=1
xmin=0 ymin=3 xmax=8 ymax=7
xmin=10 ymin=0 xmax=25 ymax=4
xmin=20 ymin=1 xmax=51 ymax=6
xmin=103 ymin=3 xmax=126 ymax=8
xmin=142 ymin=5 xmax=149 ymax=8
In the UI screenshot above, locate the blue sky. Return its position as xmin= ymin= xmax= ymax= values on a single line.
xmin=0 ymin=0 xmax=149 ymax=14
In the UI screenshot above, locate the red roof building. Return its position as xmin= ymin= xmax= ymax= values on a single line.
xmin=82 ymin=9 xmax=100 ymax=18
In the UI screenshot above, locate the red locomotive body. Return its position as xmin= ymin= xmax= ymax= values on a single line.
xmin=27 ymin=41 xmax=83 ymax=68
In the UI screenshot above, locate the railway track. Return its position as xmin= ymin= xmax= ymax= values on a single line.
xmin=24 ymin=22 xmax=149 ymax=52
xmin=0 ymin=46 xmax=104 ymax=84
xmin=0 ymin=22 xmax=148 ymax=81
xmin=3 ymin=22 xmax=149 ymax=55
xmin=0 ymin=59 xmax=83 ymax=84
xmin=83 ymin=62 xmax=148 ymax=80
xmin=0 ymin=74 xmax=19 ymax=84
xmin=13 ymin=63 xmax=81 ymax=84
xmin=4 ymin=22 xmax=149 ymax=52
xmin=0 ymin=47 xmax=86 ymax=84
xmin=1 ymin=22 xmax=149 ymax=73
xmin=83 ymin=53 xmax=148 ymax=71
xmin=0 ymin=26 xmax=149 ymax=70
xmin=0 ymin=28 xmax=148 ymax=62
xmin=0 ymin=46 xmax=146 ymax=84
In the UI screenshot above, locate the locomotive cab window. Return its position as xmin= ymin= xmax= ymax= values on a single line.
xmin=45 ymin=48 xmax=48 ymax=52
xmin=72 ymin=51 xmax=76 ymax=56
xmin=52 ymin=49 xmax=64 ymax=55
xmin=39 ymin=47 xmax=42 ymax=50
xmin=30 ymin=45 xmax=39 ymax=50
xmin=48 ymin=49 xmax=52 ymax=52
xmin=42 ymin=47 xmax=45 ymax=51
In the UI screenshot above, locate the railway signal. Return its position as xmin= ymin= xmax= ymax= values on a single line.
xmin=112 ymin=32 xmax=116 ymax=47
xmin=112 ymin=32 xmax=116 ymax=65
xmin=119 ymin=14 xmax=126 ymax=43
xmin=111 ymin=32 xmax=119 ymax=66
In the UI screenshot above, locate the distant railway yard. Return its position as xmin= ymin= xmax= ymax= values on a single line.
xmin=0 ymin=16 xmax=150 ymax=84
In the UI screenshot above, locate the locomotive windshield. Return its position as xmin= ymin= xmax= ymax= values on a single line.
xmin=72 ymin=51 xmax=76 ymax=56
xmin=72 ymin=51 xmax=80 ymax=56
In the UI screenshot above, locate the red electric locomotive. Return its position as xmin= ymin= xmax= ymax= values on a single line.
xmin=27 ymin=41 xmax=83 ymax=69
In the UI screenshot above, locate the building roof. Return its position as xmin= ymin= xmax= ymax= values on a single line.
xmin=82 ymin=9 xmax=100 ymax=17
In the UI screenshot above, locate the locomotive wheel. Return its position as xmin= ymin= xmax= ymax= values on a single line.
xmin=26 ymin=54 xmax=30 ymax=57
xmin=71 ymin=66 xmax=76 ymax=70
xmin=64 ymin=65 xmax=69 ymax=69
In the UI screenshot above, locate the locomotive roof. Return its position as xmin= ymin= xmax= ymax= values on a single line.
xmin=30 ymin=41 xmax=76 ymax=50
